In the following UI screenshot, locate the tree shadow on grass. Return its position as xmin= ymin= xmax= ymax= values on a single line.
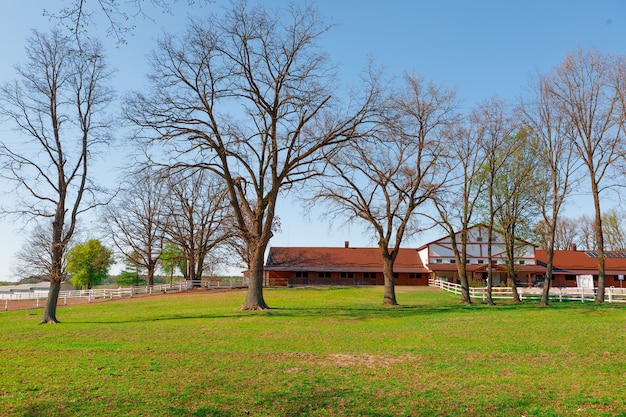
xmin=64 ymin=289 xmax=617 ymax=325
xmin=166 ymin=406 xmax=234 ymax=417
xmin=14 ymin=401 xmax=67 ymax=417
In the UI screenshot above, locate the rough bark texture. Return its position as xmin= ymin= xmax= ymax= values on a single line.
xmin=451 ymin=230 xmax=471 ymax=305
xmin=593 ymin=189 xmax=606 ymax=303
xmin=239 ymin=245 xmax=269 ymax=310
xmin=381 ymin=255 xmax=398 ymax=306
xmin=41 ymin=280 xmax=61 ymax=324
xmin=485 ymin=225 xmax=495 ymax=306
xmin=539 ymin=260 xmax=553 ymax=307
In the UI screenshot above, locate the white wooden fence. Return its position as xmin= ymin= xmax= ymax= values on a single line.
xmin=187 ymin=279 xmax=246 ymax=289
xmin=428 ymin=278 xmax=626 ymax=303
xmin=1 ymin=278 xmax=246 ymax=311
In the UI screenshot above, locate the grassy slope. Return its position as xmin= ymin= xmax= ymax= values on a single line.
xmin=1 ymin=286 xmax=625 ymax=417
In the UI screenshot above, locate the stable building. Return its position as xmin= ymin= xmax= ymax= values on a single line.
xmin=263 ymin=242 xmax=430 ymax=286
xmin=535 ymin=246 xmax=626 ymax=288
xmin=417 ymin=224 xmax=545 ymax=287
xmin=261 ymin=225 xmax=626 ymax=288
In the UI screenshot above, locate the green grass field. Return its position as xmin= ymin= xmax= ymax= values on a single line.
xmin=1 ymin=286 xmax=625 ymax=417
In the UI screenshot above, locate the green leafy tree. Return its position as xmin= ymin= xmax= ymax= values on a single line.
xmin=65 ymin=240 xmax=114 ymax=289
xmin=116 ymin=262 xmax=145 ymax=287
xmin=160 ymin=243 xmax=186 ymax=285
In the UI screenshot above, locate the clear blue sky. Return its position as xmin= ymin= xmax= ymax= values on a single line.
xmin=0 ymin=1 xmax=624 ymax=280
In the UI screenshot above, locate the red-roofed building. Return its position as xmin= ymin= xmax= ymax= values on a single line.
xmin=260 ymin=225 xmax=626 ymax=288
xmin=263 ymin=243 xmax=430 ymax=286
xmin=536 ymin=247 xmax=626 ymax=288
xmin=417 ymin=224 xmax=545 ymax=287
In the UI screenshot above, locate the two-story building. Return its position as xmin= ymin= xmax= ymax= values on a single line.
xmin=261 ymin=225 xmax=626 ymax=288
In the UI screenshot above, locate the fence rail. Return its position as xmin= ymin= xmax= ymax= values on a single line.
xmin=1 ymin=278 xmax=246 ymax=311
xmin=428 ymin=278 xmax=626 ymax=303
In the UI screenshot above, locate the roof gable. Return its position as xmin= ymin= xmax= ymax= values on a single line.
xmin=418 ymin=224 xmax=515 ymax=249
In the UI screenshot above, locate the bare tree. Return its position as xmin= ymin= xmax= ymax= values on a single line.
xmin=430 ymin=109 xmax=487 ymax=304
xmin=44 ymin=0 xmax=212 ymax=45
xmin=125 ymin=1 xmax=377 ymax=309
xmin=572 ymin=210 xmax=626 ymax=251
xmin=313 ymin=75 xmax=456 ymax=305
xmin=555 ymin=218 xmax=582 ymax=250
xmin=491 ymin=129 xmax=538 ymax=303
xmin=534 ymin=218 xmax=579 ymax=251
xmin=522 ymin=72 xmax=578 ymax=306
xmin=104 ymin=168 xmax=167 ymax=286
xmin=0 ymin=30 xmax=113 ymax=323
xmin=163 ymin=169 xmax=233 ymax=283
xmin=600 ymin=208 xmax=626 ymax=251
xmin=576 ymin=214 xmax=598 ymax=251
xmin=12 ymin=222 xmax=77 ymax=281
xmin=475 ymin=97 xmax=516 ymax=305
xmin=548 ymin=48 xmax=625 ymax=303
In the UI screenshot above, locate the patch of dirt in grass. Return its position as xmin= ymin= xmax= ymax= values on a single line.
xmin=327 ymin=353 xmax=409 ymax=369
xmin=577 ymin=403 xmax=616 ymax=412
xmin=264 ymin=352 xmax=420 ymax=370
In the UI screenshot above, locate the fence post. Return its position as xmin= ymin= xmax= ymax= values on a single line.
xmin=608 ymin=286 xmax=613 ymax=303
xmin=4 ymin=299 xmax=7 ymax=311
xmin=559 ymin=287 xmax=562 ymax=303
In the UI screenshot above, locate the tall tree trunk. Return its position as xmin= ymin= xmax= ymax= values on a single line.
xmin=507 ymin=239 xmax=521 ymax=303
xmin=486 ymin=225 xmax=495 ymax=305
xmin=509 ymin=269 xmax=521 ymax=303
xmin=42 ymin=212 xmax=65 ymax=323
xmin=240 ymin=244 xmax=269 ymax=310
xmin=41 ymin=280 xmax=61 ymax=324
xmin=457 ymin=262 xmax=471 ymax=305
xmin=454 ymin=231 xmax=471 ymax=304
xmin=196 ymin=259 xmax=205 ymax=284
xmin=540 ymin=261 xmax=553 ymax=307
xmin=540 ymin=217 xmax=558 ymax=306
xmin=592 ymin=184 xmax=606 ymax=303
xmin=147 ymin=263 xmax=155 ymax=287
xmin=381 ymin=255 xmax=397 ymax=306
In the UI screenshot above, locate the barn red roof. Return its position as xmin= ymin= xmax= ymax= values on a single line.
xmin=265 ymin=247 xmax=429 ymax=273
xmin=535 ymin=249 xmax=626 ymax=275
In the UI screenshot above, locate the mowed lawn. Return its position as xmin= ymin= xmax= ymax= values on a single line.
xmin=1 ymin=287 xmax=626 ymax=417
